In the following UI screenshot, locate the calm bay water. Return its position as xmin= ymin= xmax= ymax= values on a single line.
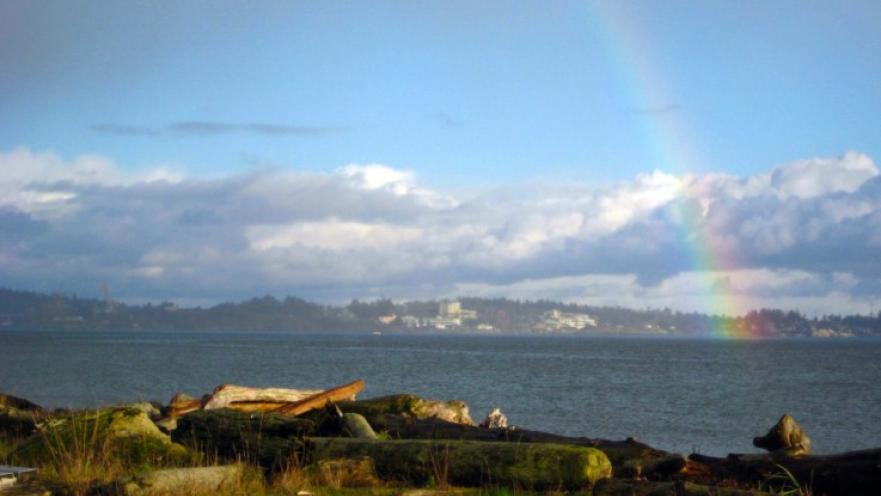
xmin=1 ymin=330 xmax=879 ymax=456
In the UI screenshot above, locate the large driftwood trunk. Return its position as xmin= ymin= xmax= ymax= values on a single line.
xmin=593 ymin=479 xmax=771 ymax=496
xmin=172 ymin=409 xmax=315 ymax=470
xmin=337 ymin=394 xmax=474 ymax=425
xmin=306 ymin=437 xmax=612 ymax=490
xmin=331 ymin=397 xmax=684 ymax=480
xmin=387 ymin=416 xmax=686 ymax=480
xmin=203 ymin=384 xmax=323 ymax=412
xmin=689 ymin=449 xmax=881 ymax=496
xmin=167 ymin=380 xmax=364 ymax=419
xmin=168 ymin=393 xmax=204 ymax=417
xmin=274 ymin=380 xmax=365 ymax=416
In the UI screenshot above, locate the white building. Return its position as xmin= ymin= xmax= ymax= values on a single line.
xmin=400 ymin=315 xmax=422 ymax=328
xmin=538 ymin=309 xmax=597 ymax=332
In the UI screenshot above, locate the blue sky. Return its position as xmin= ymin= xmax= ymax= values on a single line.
xmin=2 ymin=1 xmax=881 ymax=314
xmin=3 ymin=1 xmax=879 ymax=184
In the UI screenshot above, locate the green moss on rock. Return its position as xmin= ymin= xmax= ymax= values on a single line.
xmin=119 ymin=464 xmax=258 ymax=496
xmin=337 ymin=395 xmax=423 ymax=418
xmin=0 ymin=392 xmax=45 ymax=438
xmin=172 ymin=408 xmax=315 ymax=470
xmin=11 ymin=407 xmax=191 ymax=468
xmin=314 ymin=456 xmax=381 ymax=487
xmin=338 ymin=395 xmax=475 ymax=426
xmin=307 ymin=438 xmax=612 ymax=490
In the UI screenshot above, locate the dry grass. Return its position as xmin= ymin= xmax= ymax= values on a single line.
xmin=0 ymin=433 xmax=11 ymax=462
xmin=15 ymin=409 xmax=190 ymax=495
xmin=35 ymin=411 xmax=125 ymax=495
xmin=139 ymin=464 xmax=267 ymax=496
xmin=272 ymin=460 xmax=312 ymax=494
xmin=766 ymin=464 xmax=813 ymax=496
xmin=428 ymin=443 xmax=451 ymax=489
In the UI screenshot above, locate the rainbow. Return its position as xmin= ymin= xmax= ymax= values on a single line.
xmin=586 ymin=3 xmax=753 ymax=338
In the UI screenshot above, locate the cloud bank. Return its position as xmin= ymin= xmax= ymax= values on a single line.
xmin=1 ymin=147 xmax=879 ymax=315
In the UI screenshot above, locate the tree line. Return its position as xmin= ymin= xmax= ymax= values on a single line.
xmin=1 ymin=287 xmax=879 ymax=337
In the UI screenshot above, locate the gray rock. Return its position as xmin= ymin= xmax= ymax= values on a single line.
xmin=342 ymin=413 xmax=377 ymax=439
xmin=753 ymin=414 xmax=811 ymax=455
xmin=124 ymin=401 xmax=163 ymax=421
xmin=122 ymin=465 xmax=247 ymax=496
xmin=480 ymin=407 xmax=508 ymax=429
xmin=315 ymin=457 xmax=379 ymax=487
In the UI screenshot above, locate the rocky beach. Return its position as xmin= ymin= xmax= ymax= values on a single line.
xmin=2 ymin=381 xmax=879 ymax=496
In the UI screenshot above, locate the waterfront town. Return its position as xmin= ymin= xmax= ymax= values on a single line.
xmin=380 ymin=300 xmax=598 ymax=333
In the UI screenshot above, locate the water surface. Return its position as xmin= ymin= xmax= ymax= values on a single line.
xmin=1 ymin=331 xmax=879 ymax=456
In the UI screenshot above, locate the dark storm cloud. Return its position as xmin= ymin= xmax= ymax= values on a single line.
xmin=0 ymin=208 xmax=48 ymax=245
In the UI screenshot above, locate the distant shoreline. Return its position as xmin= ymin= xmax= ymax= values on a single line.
xmin=1 ymin=327 xmax=876 ymax=341
xmin=2 ymin=287 xmax=878 ymax=338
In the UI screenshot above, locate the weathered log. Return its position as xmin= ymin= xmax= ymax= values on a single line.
xmin=273 ymin=380 xmax=365 ymax=416
xmin=165 ymin=380 xmax=363 ymax=426
xmin=0 ymin=392 xmax=45 ymax=437
xmin=172 ymin=409 xmax=315 ymax=470
xmin=168 ymin=393 xmax=204 ymax=418
xmin=0 ymin=393 xmax=43 ymax=413
xmin=688 ymin=448 xmax=881 ymax=496
xmin=203 ymin=384 xmax=323 ymax=412
xmin=593 ymin=478 xmax=771 ymax=495
xmin=337 ymin=394 xmax=475 ymax=425
xmin=329 ymin=407 xmax=683 ymax=479
xmin=306 ymin=437 xmax=612 ymax=490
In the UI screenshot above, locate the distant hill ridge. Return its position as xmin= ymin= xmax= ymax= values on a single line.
xmin=1 ymin=287 xmax=879 ymax=337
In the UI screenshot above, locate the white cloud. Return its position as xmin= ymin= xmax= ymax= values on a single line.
xmin=340 ymin=163 xmax=413 ymax=193
xmin=0 ymin=147 xmax=184 ymax=217
xmin=247 ymin=220 xmax=423 ymax=251
xmin=766 ymin=151 xmax=878 ymax=199
xmin=1 ymin=147 xmax=879 ymax=315
xmin=454 ymin=269 xmax=872 ymax=317
xmin=339 ymin=163 xmax=457 ymax=208
xmin=127 ymin=265 xmax=165 ymax=279
xmin=591 ymin=170 xmax=684 ymax=233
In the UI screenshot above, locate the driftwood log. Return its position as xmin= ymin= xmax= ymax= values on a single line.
xmin=329 ymin=397 xmax=685 ymax=480
xmin=167 ymin=379 xmax=364 ymax=419
xmin=337 ymin=394 xmax=475 ymax=425
xmin=203 ymin=384 xmax=322 ymax=412
xmin=593 ymin=478 xmax=771 ymax=496
xmin=274 ymin=380 xmax=365 ymax=416
xmin=168 ymin=393 xmax=203 ymax=417
xmin=306 ymin=437 xmax=612 ymax=490
xmin=689 ymin=448 xmax=881 ymax=496
xmin=172 ymin=409 xmax=315 ymax=469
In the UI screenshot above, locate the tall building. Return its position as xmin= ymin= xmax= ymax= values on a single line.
xmin=438 ymin=300 xmax=461 ymax=318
